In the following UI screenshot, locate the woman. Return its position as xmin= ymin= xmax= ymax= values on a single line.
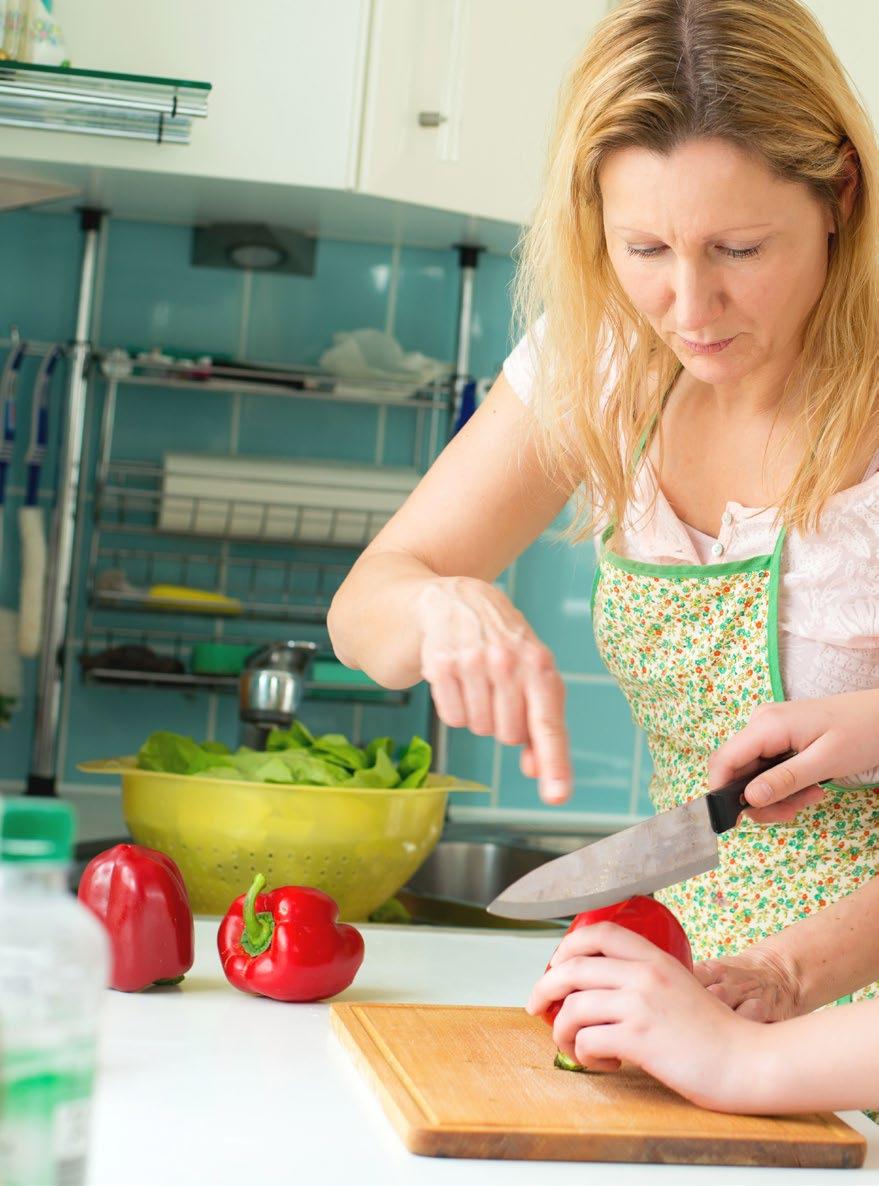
xmin=328 ymin=0 xmax=879 ymax=989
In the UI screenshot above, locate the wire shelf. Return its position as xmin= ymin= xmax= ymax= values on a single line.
xmin=95 ymin=460 xmax=405 ymax=549
xmin=90 ymin=542 xmax=350 ymax=623
xmin=81 ymin=667 xmax=407 ymax=706
xmin=77 ymin=627 xmax=409 ymax=707
xmin=97 ymin=352 xmax=452 ymax=410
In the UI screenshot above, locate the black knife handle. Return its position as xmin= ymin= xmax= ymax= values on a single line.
xmin=705 ymin=750 xmax=798 ymax=835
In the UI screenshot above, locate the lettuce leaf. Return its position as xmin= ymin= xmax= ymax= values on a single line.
xmin=345 ymin=746 xmax=401 ymax=788
xmin=397 ymin=736 xmax=432 ymax=788
xmin=310 ymin=733 xmax=367 ymax=771
xmin=265 ymin=721 xmax=315 ymax=751
xmin=137 ymin=732 xmax=231 ymax=776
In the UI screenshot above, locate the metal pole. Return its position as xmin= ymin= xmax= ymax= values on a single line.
xmin=450 ymin=243 xmax=483 ymax=427
xmin=428 ymin=242 xmax=484 ymax=776
xmin=28 ymin=207 xmax=104 ymax=795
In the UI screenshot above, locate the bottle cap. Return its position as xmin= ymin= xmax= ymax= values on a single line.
xmin=0 ymin=797 xmax=75 ymax=863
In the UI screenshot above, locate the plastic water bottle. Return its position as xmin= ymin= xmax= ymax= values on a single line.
xmin=0 ymin=797 xmax=109 ymax=1186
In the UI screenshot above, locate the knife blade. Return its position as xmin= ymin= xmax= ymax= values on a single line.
xmin=487 ymin=751 xmax=796 ymax=920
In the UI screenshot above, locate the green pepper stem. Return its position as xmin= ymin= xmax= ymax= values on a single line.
xmin=242 ymin=872 xmax=272 ymax=951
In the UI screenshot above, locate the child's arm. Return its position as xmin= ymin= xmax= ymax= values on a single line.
xmin=527 ymin=921 xmax=879 ymax=1114
xmin=751 ymin=998 xmax=879 ymax=1114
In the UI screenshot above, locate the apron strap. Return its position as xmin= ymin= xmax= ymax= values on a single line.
xmin=767 ymin=522 xmax=788 ymax=702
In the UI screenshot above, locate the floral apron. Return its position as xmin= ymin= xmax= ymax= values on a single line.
xmin=591 ymin=522 xmax=879 ymax=1008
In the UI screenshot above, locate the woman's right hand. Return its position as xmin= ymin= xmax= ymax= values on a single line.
xmin=708 ymin=689 xmax=879 ymax=822
xmin=413 ymin=575 xmax=573 ymax=804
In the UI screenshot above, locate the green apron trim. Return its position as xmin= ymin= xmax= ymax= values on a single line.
xmin=590 ymin=550 xmax=603 ymax=624
xmin=588 ymin=523 xmax=774 ymax=617
xmin=766 ymin=525 xmax=787 ymax=705
xmin=600 ymin=548 xmax=776 ymax=580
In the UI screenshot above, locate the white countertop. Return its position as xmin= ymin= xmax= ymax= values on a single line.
xmin=88 ymin=920 xmax=879 ymax=1186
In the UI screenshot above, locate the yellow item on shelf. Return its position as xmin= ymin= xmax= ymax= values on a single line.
xmin=78 ymin=758 xmax=488 ymax=919
xmin=147 ymin=585 xmax=242 ymax=615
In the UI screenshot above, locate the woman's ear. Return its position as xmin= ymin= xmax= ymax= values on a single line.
xmin=836 ymin=139 xmax=860 ymax=227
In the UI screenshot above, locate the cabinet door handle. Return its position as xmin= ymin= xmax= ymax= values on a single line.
xmin=417 ymin=111 xmax=448 ymax=128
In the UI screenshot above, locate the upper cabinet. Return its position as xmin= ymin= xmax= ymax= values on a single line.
xmin=1 ymin=0 xmax=608 ymax=228
xmin=4 ymin=0 xmax=371 ymax=190
xmin=357 ymin=0 xmax=606 ymax=225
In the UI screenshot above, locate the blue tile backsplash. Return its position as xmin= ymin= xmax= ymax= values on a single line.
xmin=100 ymin=220 xmax=246 ymax=354
xmin=512 ymin=532 xmax=606 ymax=676
xmin=245 ymin=239 xmax=393 ymax=366
xmin=0 ymin=206 xmax=650 ymax=832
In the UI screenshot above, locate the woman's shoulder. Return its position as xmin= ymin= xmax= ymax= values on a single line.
xmin=503 ymin=314 xmax=624 ymax=409
xmin=502 ymin=314 xmax=547 ymax=405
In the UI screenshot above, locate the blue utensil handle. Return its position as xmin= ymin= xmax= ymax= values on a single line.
xmin=452 ymin=379 xmax=477 ymax=435
xmin=23 ymin=344 xmax=61 ymax=507
xmin=25 ymin=463 xmax=40 ymax=507
xmin=0 ymin=395 xmax=15 ymax=462
xmin=705 ymin=750 xmax=798 ymax=834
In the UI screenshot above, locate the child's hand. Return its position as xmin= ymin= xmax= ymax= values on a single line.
xmin=526 ymin=922 xmax=768 ymax=1112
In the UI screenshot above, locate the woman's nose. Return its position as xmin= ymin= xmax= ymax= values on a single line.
xmin=669 ymin=262 xmax=724 ymax=334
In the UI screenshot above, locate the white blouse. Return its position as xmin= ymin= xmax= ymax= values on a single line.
xmin=504 ymin=320 xmax=879 ymax=786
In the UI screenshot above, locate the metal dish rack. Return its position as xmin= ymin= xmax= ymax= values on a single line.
xmin=80 ymin=352 xmax=452 ymax=706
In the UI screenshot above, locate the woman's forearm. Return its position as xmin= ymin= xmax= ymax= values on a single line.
xmin=741 ymin=996 xmax=879 ymax=1114
xmin=754 ymin=878 xmax=879 ymax=1014
xmin=327 ymin=549 xmax=438 ymax=688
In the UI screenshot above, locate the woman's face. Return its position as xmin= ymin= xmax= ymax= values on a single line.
xmin=599 ymin=137 xmax=836 ymax=386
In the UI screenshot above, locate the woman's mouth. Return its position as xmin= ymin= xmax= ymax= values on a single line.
xmin=678 ymin=334 xmax=736 ymax=355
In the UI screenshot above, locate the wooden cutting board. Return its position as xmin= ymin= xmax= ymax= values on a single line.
xmin=330 ymin=1002 xmax=866 ymax=1167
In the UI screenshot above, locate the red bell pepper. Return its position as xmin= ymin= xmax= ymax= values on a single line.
xmin=218 ymin=873 xmax=365 ymax=1002
xmin=542 ymin=895 xmax=693 ymax=1071
xmin=77 ymin=843 xmax=194 ymax=992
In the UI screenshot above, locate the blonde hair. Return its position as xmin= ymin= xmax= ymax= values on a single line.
xmin=513 ymin=0 xmax=879 ymax=540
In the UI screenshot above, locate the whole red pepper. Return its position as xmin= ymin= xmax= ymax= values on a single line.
xmin=218 ymin=873 xmax=365 ymax=1002
xmin=77 ymin=843 xmax=194 ymax=992
xmin=543 ymin=895 xmax=693 ymax=1024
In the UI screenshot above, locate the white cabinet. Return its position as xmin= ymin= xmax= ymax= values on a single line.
xmin=357 ymin=0 xmax=608 ymax=225
xmin=0 ymin=0 xmax=608 ymax=230
xmin=4 ymin=0 xmax=371 ymax=190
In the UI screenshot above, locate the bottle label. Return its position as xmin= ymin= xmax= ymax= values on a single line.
xmin=0 ymin=1040 xmax=96 ymax=1186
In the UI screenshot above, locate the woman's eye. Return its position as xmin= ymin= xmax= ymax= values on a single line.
xmin=722 ymin=245 xmax=762 ymax=259
xmin=625 ymin=245 xmax=665 ymax=258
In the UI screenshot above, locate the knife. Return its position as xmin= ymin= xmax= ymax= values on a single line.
xmin=487 ymin=751 xmax=797 ymax=920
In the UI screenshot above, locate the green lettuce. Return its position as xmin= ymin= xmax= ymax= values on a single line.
xmin=136 ymin=727 xmax=432 ymax=788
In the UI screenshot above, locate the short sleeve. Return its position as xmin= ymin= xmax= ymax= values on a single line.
xmin=503 ymin=314 xmax=620 ymax=413
xmin=502 ymin=314 xmax=546 ymax=405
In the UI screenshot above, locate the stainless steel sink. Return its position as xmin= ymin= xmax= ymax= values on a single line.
xmin=398 ymin=840 xmax=572 ymax=930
